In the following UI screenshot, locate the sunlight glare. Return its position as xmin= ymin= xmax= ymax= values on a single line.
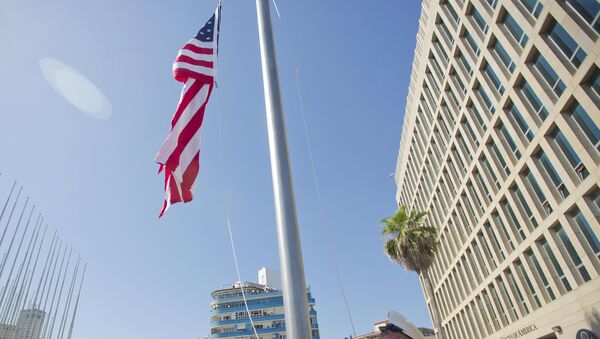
xmin=39 ymin=57 xmax=112 ymax=120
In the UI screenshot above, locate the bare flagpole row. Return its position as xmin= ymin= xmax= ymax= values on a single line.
xmin=17 ymin=225 xmax=48 ymax=317
xmin=6 ymin=217 xmax=42 ymax=325
xmin=0 ymin=199 xmax=33 ymax=302
xmin=0 ymin=186 xmax=23 ymax=252
xmin=0 ymin=178 xmax=87 ymax=339
xmin=2 ymin=216 xmax=36 ymax=324
xmin=66 ymin=263 xmax=86 ymax=339
xmin=0 ymin=181 xmax=17 ymax=229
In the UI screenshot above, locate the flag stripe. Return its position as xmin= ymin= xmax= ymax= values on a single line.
xmin=180 ymin=152 xmax=200 ymax=202
xmin=159 ymin=169 xmax=182 ymax=218
xmin=175 ymin=55 xmax=213 ymax=68
xmin=172 ymin=62 xmax=215 ymax=76
xmin=185 ymin=39 xmax=214 ymax=49
xmin=173 ymin=69 xmax=214 ymax=84
xmin=182 ymin=43 xmax=213 ymax=55
xmin=171 ymin=78 xmax=202 ymax=128
xmin=178 ymin=48 xmax=215 ymax=62
xmin=155 ymin=83 xmax=209 ymax=166
xmin=177 ymin=129 xmax=202 ymax=179
xmin=165 ymin=84 xmax=212 ymax=169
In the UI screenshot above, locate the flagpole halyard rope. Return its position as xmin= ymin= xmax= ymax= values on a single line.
xmin=271 ymin=1 xmax=358 ymax=335
xmin=293 ymin=66 xmax=358 ymax=339
xmin=225 ymin=218 xmax=260 ymax=338
xmin=270 ymin=0 xmax=281 ymax=19
xmin=216 ymin=96 xmax=260 ymax=339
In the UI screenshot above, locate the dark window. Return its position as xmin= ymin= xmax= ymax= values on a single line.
xmin=519 ymin=0 xmax=544 ymax=18
xmin=532 ymin=53 xmax=566 ymax=96
xmin=555 ymin=225 xmax=591 ymax=282
xmin=519 ymin=81 xmax=548 ymax=121
xmin=492 ymin=39 xmax=515 ymax=72
xmin=551 ymin=129 xmax=589 ymax=179
xmin=508 ymin=103 xmax=534 ymax=141
xmin=503 ymin=13 xmax=529 ymax=47
xmin=547 ymin=20 xmax=587 ymax=67
xmin=568 ymin=101 xmax=600 ymax=152
xmin=565 ymin=0 xmax=600 ymax=33
xmin=471 ymin=7 xmax=489 ymax=33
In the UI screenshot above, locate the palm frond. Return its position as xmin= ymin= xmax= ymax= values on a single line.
xmin=378 ymin=204 xmax=440 ymax=273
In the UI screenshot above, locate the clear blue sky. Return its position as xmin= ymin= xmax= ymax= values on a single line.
xmin=0 ymin=0 xmax=426 ymax=338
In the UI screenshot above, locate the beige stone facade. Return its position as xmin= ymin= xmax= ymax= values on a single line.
xmin=394 ymin=0 xmax=600 ymax=338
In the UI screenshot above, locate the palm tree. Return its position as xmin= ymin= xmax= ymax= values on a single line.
xmin=380 ymin=204 xmax=445 ymax=339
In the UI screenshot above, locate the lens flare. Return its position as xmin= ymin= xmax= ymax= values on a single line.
xmin=39 ymin=57 xmax=112 ymax=120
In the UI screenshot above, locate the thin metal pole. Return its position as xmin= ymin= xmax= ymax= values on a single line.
xmin=0 ymin=186 xmax=23 ymax=252
xmin=19 ymin=225 xmax=48 ymax=315
xmin=255 ymin=0 xmax=311 ymax=337
xmin=7 ymin=268 xmax=29 ymax=324
xmin=66 ymin=263 xmax=86 ymax=339
xmin=5 ymin=218 xmax=38 ymax=324
xmin=0 ymin=279 xmax=16 ymax=320
xmin=39 ymin=241 xmax=62 ymax=313
xmin=0 ymin=181 xmax=17 ymax=228
xmin=42 ymin=246 xmax=69 ymax=339
xmin=46 ymin=248 xmax=72 ymax=339
xmin=57 ymin=257 xmax=79 ymax=339
xmin=8 ymin=217 xmax=42 ymax=324
xmin=33 ymin=232 xmax=58 ymax=308
xmin=0 ymin=200 xmax=33 ymax=305
xmin=40 ymin=241 xmax=63 ymax=333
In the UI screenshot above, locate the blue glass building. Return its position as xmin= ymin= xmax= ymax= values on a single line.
xmin=209 ymin=270 xmax=320 ymax=339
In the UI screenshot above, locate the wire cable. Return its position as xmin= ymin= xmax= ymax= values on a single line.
xmin=215 ymin=91 xmax=260 ymax=339
xmin=271 ymin=0 xmax=357 ymax=335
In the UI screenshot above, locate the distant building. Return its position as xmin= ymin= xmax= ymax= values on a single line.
xmin=15 ymin=309 xmax=45 ymax=339
xmin=258 ymin=267 xmax=281 ymax=290
xmin=418 ymin=327 xmax=435 ymax=338
xmin=352 ymin=319 xmax=386 ymax=339
xmin=0 ymin=324 xmax=17 ymax=339
xmin=0 ymin=309 xmax=45 ymax=339
xmin=394 ymin=0 xmax=600 ymax=338
xmin=209 ymin=267 xmax=319 ymax=338
xmin=354 ymin=313 xmax=432 ymax=339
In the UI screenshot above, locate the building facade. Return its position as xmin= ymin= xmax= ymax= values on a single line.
xmin=15 ymin=309 xmax=45 ymax=339
xmin=394 ymin=0 xmax=600 ymax=338
xmin=0 ymin=309 xmax=46 ymax=339
xmin=209 ymin=268 xmax=320 ymax=339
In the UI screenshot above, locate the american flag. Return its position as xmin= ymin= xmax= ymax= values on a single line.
xmin=155 ymin=5 xmax=221 ymax=217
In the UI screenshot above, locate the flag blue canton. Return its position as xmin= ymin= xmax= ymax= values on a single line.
xmin=194 ymin=14 xmax=216 ymax=42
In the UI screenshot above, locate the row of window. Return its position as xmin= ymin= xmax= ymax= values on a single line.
xmin=437 ymin=196 xmax=600 ymax=338
xmin=409 ymin=105 xmax=598 ymax=274
xmin=432 ymin=189 xmax=599 ymax=310
xmin=442 ymin=0 xmax=594 ymax=62
xmin=398 ymin=1 xmax=599 ymax=214
xmin=402 ymin=80 xmax=598 ymax=220
xmin=444 ymin=0 xmax=598 ymax=37
xmin=426 ymin=145 xmax=599 ymax=288
xmin=400 ymin=94 xmax=598 ymax=234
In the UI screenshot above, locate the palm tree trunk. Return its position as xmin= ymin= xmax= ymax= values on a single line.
xmin=422 ymin=269 xmax=446 ymax=339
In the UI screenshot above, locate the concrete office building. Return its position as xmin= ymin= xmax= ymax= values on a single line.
xmin=209 ymin=268 xmax=319 ymax=339
xmin=394 ymin=0 xmax=600 ymax=338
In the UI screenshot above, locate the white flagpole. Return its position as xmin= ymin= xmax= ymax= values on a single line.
xmin=255 ymin=0 xmax=311 ymax=338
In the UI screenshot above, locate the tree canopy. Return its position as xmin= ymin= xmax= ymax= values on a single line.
xmin=380 ymin=205 xmax=439 ymax=273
